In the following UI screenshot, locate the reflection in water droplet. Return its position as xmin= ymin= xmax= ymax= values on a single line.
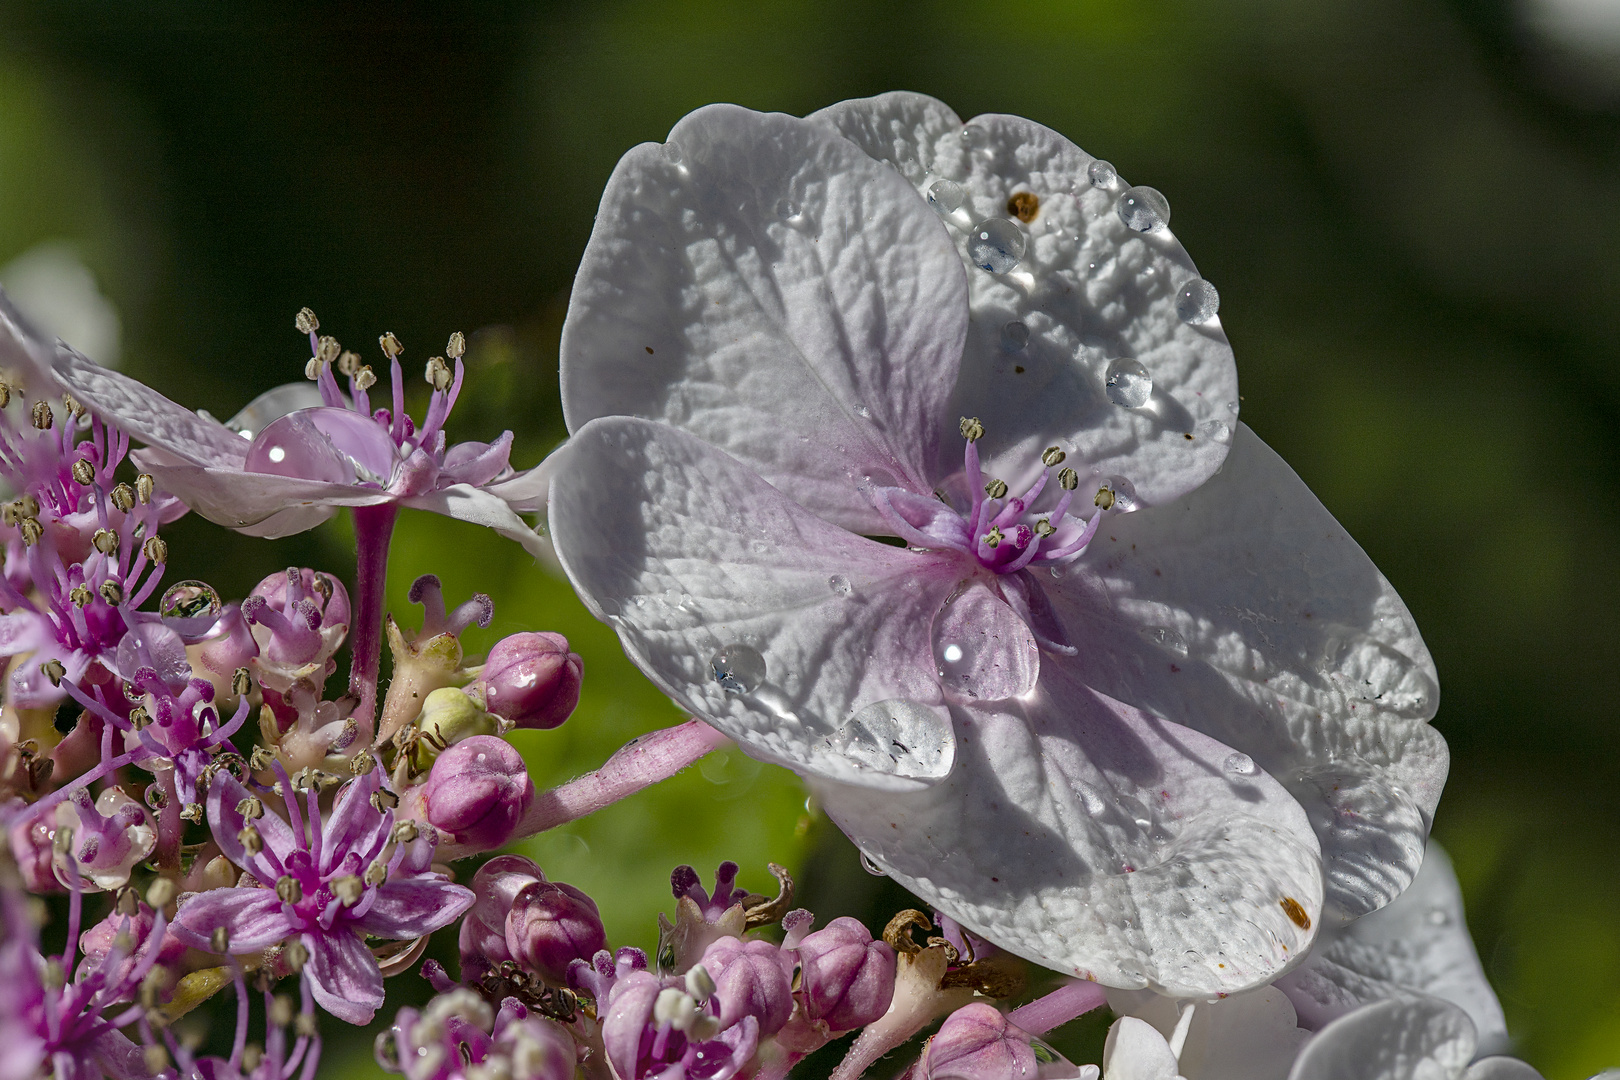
xmin=828 ymin=574 xmax=852 ymax=598
xmin=967 ymin=218 xmax=1025 ymax=274
xmin=1141 ymin=626 xmax=1188 ymax=656
xmin=710 ymin=646 xmax=766 ymax=695
xmin=1104 ymin=358 xmax=1152 ymax=408
xmin=1224 ymin=752 xmax=1258 ymax=776
xmin=1087 ymin=159 xmax=1118 ymax=188
xmin=859 ymin=852 xmax=888 ymax=877
xmin=1176 ymin=278 xmax=1221 ymax=322
xmin=775 ymin=198 xmax=798 ymax=219
xmin=160 ymin=580 xmax=222 ymax=632
xmin=1117 ymin=186 xmax=1170 ymax=232
xmin=927 ymin=179 xmax=965 ymax=215
xmin=829 ymin=700 xmax=955 ymax=781
xmin=1001 ymin=321 xmax=1029 ymax=351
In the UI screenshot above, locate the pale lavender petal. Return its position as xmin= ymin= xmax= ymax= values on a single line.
xmin=1462 ymin=1059 xmax=1545 ymax=1080
xmin=1045 ymin=423 xmax=1444 ymax=921
xmin=305 ymin=927 xmax=386 ymax=1025
xmin=815 ymin=661 xmax=1323 ymax=996
xmin=113 ymin=622 xmax=190 ymax=690
xmin=601 ymin=971 xmax=661 ymax=1080
xmin=354 ymin=878 xmax=474 ymax=940
xmin=482 ymin=456 xmax=555 ymax=513
xmin=318 ymin=772 xmax=388 ymax=876
xmin=128 ymin=456 xmax=390 ymax=531
xmin=52 ymin=345 xmax=250 ymax=468
xmin=932 ymin=581 xmax=1039 ymax=701
xmin=441 ymin=431 xmax=515 ymax=488
xmin=560 ymin=103 xmax=967 ymax=533
xmin=401 ymin=484 xmax=548 ymax=558
xmin=812 ymin=92 xmax=1237 ymax=509
xmin=870 ymin=486 xmax=973 ymax=551
xmin=0 ymin=612 xmax=48 ymax=657
xmin=1285 ymin=996 xmax=1475 ymax=1080
xmin=86 ymin=1030 xmax=150 ymax=1080
xmin=209 ymin=773 xmax=300 ymax=875
xmin=294 ymin=406 xmax=399 ymax=482
xmin=551 ymin=417 xmax=965 ymax=790
xmin=171 ymin=887 xmax=299 ymax=952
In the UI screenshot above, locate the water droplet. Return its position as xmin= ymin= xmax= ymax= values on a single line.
xmin=1426 ymin=907 xmax=1451 ymax=926
xmin=710 ymin=646 xmax=766 ymax=695
xmin=927 ymin=178 xmax=964 ymax=215
xmin=961 ymin=125 xmax=987 ymax=148
xmin=1098 ymin=476 xmax=1138 ymax=512
xmin=967 ymin=218 xmax=1026 ymax=274
xmin=1196 ymin=419 xmax=1232 ymax=445
xmin=829 ymin=700 xmax=955 ymax=781
xmin=662 ymin=142 xmax=683 ymax=164
xmin=1175 ymin=277 xmax=1220 ymax=322
xmin=1087 ymin=159 xmax=1117 ymax=188
xmin=1224 ymin=752 xmax=1257 ymax=776
xmin=1001 ymin=321 xmax=1029 ymax=351
xmin=859 ymin=852 xmax=888 ymax=877
xmin=774 ymin=198 xmax=798 ymax=219
xmin=1104 ymin=358 xmax=1152 ymax=408
xmin=827 ymin=574 xmax=852 ymax=597
xmin=159 ymin=580 xmax=222 ymax=634
xmin=1141 ymin=626 xmax=1188 ymax=656
xmin=853 ymin=403 xmax=871 ymax=419
xmin=1117 ymin=185 xmax=1170 ymax=232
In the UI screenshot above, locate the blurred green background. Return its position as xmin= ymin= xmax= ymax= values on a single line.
xmin=3 ymin=0 xmax=1618 ymax=1076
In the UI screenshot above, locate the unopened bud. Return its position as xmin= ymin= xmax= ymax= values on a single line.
xmin=419 ymin=735 xmax=533 ymax=852
xmin=983 ymin=478 xmax=1008 ymax=499
xmin=99 ymin=581 xmax=124 ymax=606
xmin=31 ymin=401 xmax=52 ymax=430
xmin=146 ymin=877 xmax=177 ymax=909
xmin=379 ymin=331 xmax=403 ymax=359
xmin=109 ymin=483 xmax=136 ymax=512
xmin=295 ymin=308 xmax=319 ymax=334
xmin=316 ymin=335 xmax=341 ymax=363
xmin=425 ymin=356 xmax=452 ymax=392
xmin=505 ymin=878 xmax=608 ymax=984
xmin=143 ymin=536 xmax=168 ymax=563
xmin=71 ymin=458 xmax=97 ymax=485
xmin=796 ymin=916 xmax=897 ymax=1031
xmin=135 ymin=474 xmax=156 ymax=503
xmin=479 ymin=632 xmax=583 ymax=731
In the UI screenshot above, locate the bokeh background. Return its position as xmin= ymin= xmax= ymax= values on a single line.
xmin=3 ymin=1 xmax=1618 ymax=1076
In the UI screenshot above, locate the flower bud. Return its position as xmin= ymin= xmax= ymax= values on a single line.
xmin=460 ymin=855 xmax=546 ymax=980
xmin=921 ymin=1003 xmax=1038 ymax=1080
xmin=478 ymin=633 xmax=582 ymax=730
xmin=505 ymin=878 xmax=608 ymax=984
xmin=419 ymin=735 xmax=533 ymax=851
xmin=699 ymin=936 xmax=794 ymax=1036
xmin=411 ymin=687 xmax=499 ymax=771
xmin=795 ymin=915 xmax=897 ymax=1032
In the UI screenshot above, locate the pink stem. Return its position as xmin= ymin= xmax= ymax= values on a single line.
xmin=350 ymin=503 xmax=398 ymax=746
xmin=439 ymin=720 xmax=730 ymax=860
xmin=1007 ymin=980 xmax=1108 ymax=1037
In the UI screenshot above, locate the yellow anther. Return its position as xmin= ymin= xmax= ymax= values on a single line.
xmin=425 ymin=357 xmax=452 ymax=392
xmin=295 ymin=307 xmax=319 ymax=334
xmin=1034 ymin=519 xmax=1057 ymax=537
xmin=30 ymin=401 xmax=52 ymax=430
xmin=1041 ymin=446 xmax=1066 ymax=467
xmin=1058 ymin=468 xmax=1079 ymax=491
xmin=135 ymin=474 xmax=156 ymax=504
xmin=71 ymin=459 xmax=97 ymax=486
xmin=1094 ymin=487 xmax=1116 ymax=511
xmin=143 ymin=536 xmax=169 ymax=563
xmin=983 ymin=478 xmax=1008 ymax=499
xmin=982 ymin=526 xmax=1004 ymax=549
xmin=316 ymin=335 xmax=341 ymax=363
xmin=109 ymin=483 xmax=136 ymax=512
xmin=337 ymin=349 xmax=362 ymax=376
xmin=99 ymin=581 xmax=124 ymax=606
xmin=92 ymin=528 xmax=119 ymax=554
xmin=379 ymin=331 xmax=403 ymax=359
xmin=446 ymin=331 xmax=466 ymax=359
xmin=959 ymin=416 xmax=984 ymax=442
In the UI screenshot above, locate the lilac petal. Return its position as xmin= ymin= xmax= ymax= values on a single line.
xmin=815 ymin=661 xmax=1323 ymax=997
xmin=561 ymin=104 xmax=968 ymax=534
xmin=171 ymin=887 xmax=299 ymax=952
xmin=318 ymin=772 xmax=389 ymax=876
xmin=114 ymin=621 xmax=191 ymax=691
xmin=209 ymin=773 xmax=300 ymax=874
xmin=812 ymin=92 xmax=1237 ymax=510
xmin=86 ymin=1029 xmax=151 ymax=1080
xmin=9 ymin=646 xmax=90 ymax=709
xmin=52 ymin=345 xmax=251 ymax=468
xmin=305 ymin=927 xmax=386 ymax=1025
xmin=482 ymin=451 xmax=558 ymax=513
xmin=298 ymin=406 xmax=399 ymax=483
xmin=1000 ymin=571 xmax=1077 ymax=656
xmin=601 ymin=971 xmax=662 ymax=1080
xmin=128 ymin=453 xmax=391 ymax=531
xmin=0 ymin=612 xmax=48 ymax=656
xmin=932 ymin=581 xmax=1039 ymax=701
xmin=1277 ymin=843 xmax=1507 ymax=1056
xmin=1044 ymin=423 xmax=1444 ymax=921
xmin=870 ymin=487 xmax=973 ymax=551
xmin=1286 ymin=996 xmax=1475 ymax=1080
xmin=441 ymin=431 xmax=515 ymax=488
xmin=354 ymin=877 xmax=474 ymax=940
xmin=551 ymin=417 xmax=964 ymax=790
xmin=401 ymin=484 xmax=548 ymax=559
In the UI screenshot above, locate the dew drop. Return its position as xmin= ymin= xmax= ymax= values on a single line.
xmin=859 ymin=852 xmax=888 ymax=877
xmin=1104 ymin=358 xmax=1152 ymax=408
xmin=1224 ymin=752 xmax=1258 ymax=776
xmin=1098 ymin=476 xmax=1138 ymax=512
xmin=1141 ymin=626 xmax=1188 ymax=656
xmin=927 ymin=179 xmax=965 ymax=215
xmin=774 ymin=198 xmax=799 ymax=219
xmin=1117 ymin=185 xmax=1170 ymax=232
xmin=967 ymin=218 xmax=1026 ymax=274
xmin=829 ymin=700 xmax=955 ymax=781
xmin=160 ymin=580 xmax=223 ymax=633
xmin=1175 ymin=278 xmax=1220 ymax=323
xmin=1087 ymin=159 xmax=1117 ymax=188
xmin=960 ymin=125 xmax=987 ymax=149
xmin=710 ymin=646 xmax=766 ymax=695
xmin=1075 ymin=782 xmax=1106 ymax=816
xmin=827 ymin=574 xmax=852 ymax=598
xmin=1196 ymin=419 xmax=1232 ymax=445
xmin=1001 ymin=321 xmax=1029 ymax=351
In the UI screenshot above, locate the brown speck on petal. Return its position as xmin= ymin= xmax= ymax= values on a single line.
xmin=1007 ymin=191 xmax=1039 ymax=222
xmin=1280 ymin=896 xmax=1311 ymax=930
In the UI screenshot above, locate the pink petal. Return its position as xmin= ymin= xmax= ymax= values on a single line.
xmin=441 ymin=431 xmax=515 ymax=488
xmin=208 ymin=773 xmax=300 ymax=877
xmin=304 ymin=927 xmax=385 ymax=1026
xmin=354 ymin=877 xmax=474 ymax=940
xmin=932 ymin=581 xmax=1039 ymax=701
xmin=171 ymin=887 xmax=298 ymax=952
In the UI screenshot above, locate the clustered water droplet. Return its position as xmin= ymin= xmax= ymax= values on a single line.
xmin=1098 ymin=476 xmax=1138 ymax=512
xmin=1196 ymin=419 xmax=1232 ymax=445
xmin=1001 ymin=321 xmax=1030 ymax=351
xmin=828 ymin=700 xmax=955 ymax=781
xmin=710 ymin=645 xmax=766 ymax=695
xmin=1087 ymin=159 xmax=1118 ymax=188
xmin=1104 ymin=358 xmax=1153 ymax=408
xmin=927 ymin=178 xmax=965 ymax=215
xmin=1116 ymin=185 xmax=1170 ymax=232
xmin=1176 ymin=277 xmax=1220 ymax=323
xmin=967 ymin=218 xmax=1025 ymax=274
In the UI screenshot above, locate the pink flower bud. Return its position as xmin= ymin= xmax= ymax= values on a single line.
xmin=244 ymin=567 xmax=350 ymax=668
xmin=921 ymin=1003 xmax=1037 ymax=1080
xmin=78 ymin=902 xmax=187 ymax=1000
xmin=699 ymin=937 xmax=794 ymax=1036
xmin=460 ymin=855 xmax=545 ymax=981
xmin=505 ymin=879 xmax=607 ymax=984
xmin=420 ymin=735 xmax=533 ymax=852
xmin=479 ymin=632 xmax=582 ymax=730
xmin=8 ymin=809 xmax=61 ymax=893
xmin=795 ymin=916 xmax=896 ymax=1032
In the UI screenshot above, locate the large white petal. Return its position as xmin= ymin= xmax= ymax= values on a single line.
xmin=811 ymin=92 xmax=1237 ymax=509
xmin=1106 ymin=986 xmax=1309 ymax=1080
xmin=53 ymin=347 xmax=250 ymax=468
xmin=1277 ymin=843 xmax=1507 ymax=1055
xmin=550 ymin=415 xmax=969 ymax=789
xmin=401 ymin=483 xmax=547 ymax=559
xmin=1287 ymin=996 xmax=1475 ymax=1080
xmin=559 ymin=103 xmax=968 ymax=534
xmin=1043 ymin=423 xmax=1444 ymax=921
xmin=815 ymin=660 xmax=1323 ymax=997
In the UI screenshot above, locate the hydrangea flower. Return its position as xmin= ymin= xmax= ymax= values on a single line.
xmin=549 ymin=95 xmax=1444 ymax=995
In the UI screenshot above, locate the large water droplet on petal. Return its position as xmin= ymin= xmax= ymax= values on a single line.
xmin=225 ymin=382 xmax=327 ymax=441
xmin=967 ymin=218 xmax=1026 ymax=274
xmin=829 ymin=700 xmax=955 ymax=781
xmin=827 ymin=574 xmax=852 ymax=598
xmin=1098 ymin=476 xmax=1138 ymax=513
xmin=710 ymin=646 xmax=766 ymax=695
xmin=1001 ymin=321 xmax=1029 ymax=351
xmin=927 ymin=179 xmax=964 ymax=215
xmin=1176 ymin=278 xmax=1220 ymax=323
xmin=1117 ymin=186 xmax=1170 ymax=232
xmin=932 ymin=584 xmax=1039 ymax=700
xmin=1197 ymin=419 xmax=1232 ymax=445
xmin=1087 ymin=159 xmax=1118 ymax=188
xmin=160 ymin=580 xmax=223 ymax=636
xmin=1224 ymin=752 xmax=1258 ymax=776
xmin=1104 ymin=358 xmax=1152 ymax=408
xmin=244 ymin=410 xmax=355 ymax=484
